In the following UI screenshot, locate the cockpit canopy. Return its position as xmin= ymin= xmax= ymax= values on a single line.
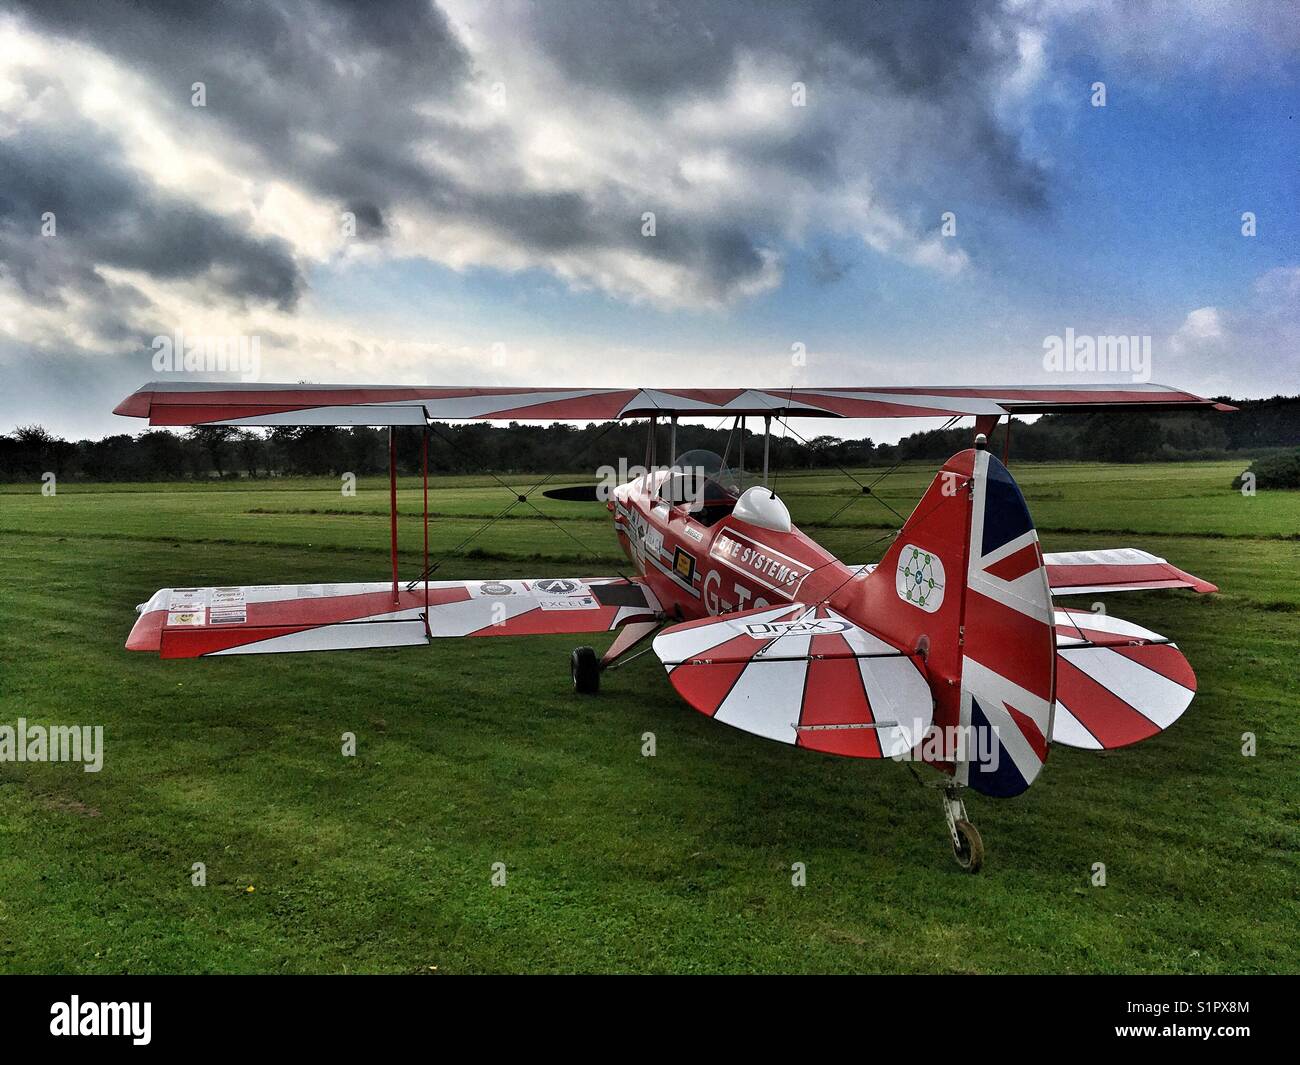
xmin=655 ymin=449 xmax=734 ymax=525
xmin=657 ymin=449 xmax=787 ymax=529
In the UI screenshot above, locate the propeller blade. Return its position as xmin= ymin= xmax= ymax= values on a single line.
xmin=542 ymin=484 xmax=603 ymax=502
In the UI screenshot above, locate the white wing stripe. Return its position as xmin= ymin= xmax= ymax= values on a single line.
xmin=1050 ymin=701 xmax=1104 ymax=749
xmin=653 ymin=605 xmax=799 ymax=664
xmin=1060 ymin=647 xmax=1192 ymax=727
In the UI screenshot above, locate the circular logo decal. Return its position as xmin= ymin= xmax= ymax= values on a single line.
xmin=896 ymin=544 xmax=945 ymax=613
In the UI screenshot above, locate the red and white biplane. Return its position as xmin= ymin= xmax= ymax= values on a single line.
xmin=115 ymin=382 xmax=1229 ymax=869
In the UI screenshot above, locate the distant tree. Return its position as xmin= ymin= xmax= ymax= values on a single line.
xmin=137 ymin=430 xmax=186 ymax=479
xmin=187 ymin=426 xmax=236 ymax=477
xmin=2 ymin=394 xmax=1296 ymax=482
xmin=235 ymin=430 xmax=267 ymax=478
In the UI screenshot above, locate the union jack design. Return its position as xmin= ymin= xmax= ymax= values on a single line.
xmin=957 ymin=450 xmax=1056 ymax=797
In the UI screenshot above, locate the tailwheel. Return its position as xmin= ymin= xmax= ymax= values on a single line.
xmin=951 ymin=819 xmax=984 ymax=873
xmin=570 ymin=646 xmax=600 ymax=695
xmin=940 ymin=785 xmax=984 ymax=874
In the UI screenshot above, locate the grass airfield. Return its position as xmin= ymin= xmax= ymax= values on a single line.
xmin=0 ymin=459 xmax=1296 ymax=974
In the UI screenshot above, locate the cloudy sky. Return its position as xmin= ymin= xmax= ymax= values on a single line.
xmin=0 ymin=0 xmax=1296 ymax=440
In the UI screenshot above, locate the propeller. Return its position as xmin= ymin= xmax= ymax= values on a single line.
xmin=542 ymin=484 xmax=603 ymax=502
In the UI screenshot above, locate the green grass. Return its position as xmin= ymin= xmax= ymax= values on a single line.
xmin=0 ymin=460 xmax=1296 ymax=973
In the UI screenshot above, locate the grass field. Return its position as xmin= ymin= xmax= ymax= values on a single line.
xmin=0 ymin=459 xmax=1296 ymax=974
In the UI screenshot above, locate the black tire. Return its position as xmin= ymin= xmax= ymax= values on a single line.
xmin=952 ymin=819 xmax=984 ymax=873
xmin=570 ymin=646 xmax=600 ymax=694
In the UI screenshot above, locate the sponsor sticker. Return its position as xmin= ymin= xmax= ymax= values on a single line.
xmin=166 ymin=611 xmax=205 ymax=627
xmin=167 ymin=588 xmax=209 ymax=611
xmin=538 ymin=595 xmax=599 ymax=611
xmin=708 ymin=530 xmax=811 ymax=598
xmin=533 ymin=578 xmax=582 ymax=595
xmin=673 ymin=547 xmax=696 ymax=582
xmin=896 ymin=544 xmax=945 ymax=612
xmin=475 ymin=581 xmax=516 ymax=597
xmin=683 ymin=525 xmax=704 ymax=543
xmin=745 ymin=618 xmax=853 ymax=639
xmin=208 ymin=609 xmax=247 ymax=625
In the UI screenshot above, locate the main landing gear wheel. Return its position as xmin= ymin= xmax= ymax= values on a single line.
xmin=951 ymin=819 xmax=984 ymax=873
xmin=570 ymin=646 xmax=600 ymax=694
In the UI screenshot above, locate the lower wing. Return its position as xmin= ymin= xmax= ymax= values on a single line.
xmin=1042 ymin=548 xmax=1216 ymax=595
xmin=127 ymin=577 xmax=660 ymax=658
xmin=848 ymin=548 xmax=1217 ymax=597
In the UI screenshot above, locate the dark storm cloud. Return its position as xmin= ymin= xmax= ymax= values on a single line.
xmin=7 ymin=0 xmax=1046 ymax=308
xmin=344 ymin=201 xmax=389 ymax=241
xmin=520 ymin=0 xmax=1008 ymax=102
xmin=0 ymin=121 xmax=303 ymax=310
xmin=506 ymin=0 xmax=1046 ymax=204
xmin=8 ymin=0 xmax=779 ymax=299
xmin=8 ymin=0 xmax=471 ymax=212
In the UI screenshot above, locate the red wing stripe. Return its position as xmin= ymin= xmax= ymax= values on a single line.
xmin=1054 ymin=655 xmax=1161 ymax=747
xmin=797 ymin=630 xmax=883 ymax=758
xmin=1112 ymin=643 xmax=1197 ymax=690
xmin=1054 ymin=622 xmax=1155 ymax=647
xmin=1047 ymin=562 xmax=1217 ymax=594
xmin=670 ymin=659 xmax=750 ymax=717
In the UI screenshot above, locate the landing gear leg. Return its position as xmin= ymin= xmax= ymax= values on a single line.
xmin=941 ymin=784 xmax=983 ymax=873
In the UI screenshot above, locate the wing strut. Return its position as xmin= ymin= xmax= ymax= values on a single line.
xmin=388 ymin=427 xmax=399 ymax=604
xmin=422 ymin=427 xmax=430 ymax=634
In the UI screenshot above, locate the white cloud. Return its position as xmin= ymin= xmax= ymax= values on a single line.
xmin=1163 ymin=268 xmax=1300 ymax=394
xmin=1170 ymin=306 xmax=1225 ymax=352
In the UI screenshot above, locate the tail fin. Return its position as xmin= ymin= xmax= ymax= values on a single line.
xmin=850 ymin=447 xmax=1055 ymax=796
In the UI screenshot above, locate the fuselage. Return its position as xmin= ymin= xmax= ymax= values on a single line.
xmin=610 ymin=469 xmax=865 ymax=625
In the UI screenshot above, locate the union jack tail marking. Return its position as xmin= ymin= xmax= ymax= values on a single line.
xmin=958 ymin=450 xmax=1056 ymax=796
xmin=852 ymin=447 xmax=1055 ymax=797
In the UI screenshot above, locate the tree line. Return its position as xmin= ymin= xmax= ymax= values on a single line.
xmin=1 ymin=395 xmax=1294 ymax=482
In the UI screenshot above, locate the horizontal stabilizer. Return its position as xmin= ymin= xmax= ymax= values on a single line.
xmin=1044 ymin=548 xmax=1217 ymax=595
xmin=652 ymin=603 xmax=932 ymax=758
xmin=1052 ymin=609 xmax=1197 ymax=750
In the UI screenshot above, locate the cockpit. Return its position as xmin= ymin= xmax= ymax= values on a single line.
xmin=657 ymin=449 xmax=791 ymax=532
xmin=654 ymin=449 xmax=736 ymax=525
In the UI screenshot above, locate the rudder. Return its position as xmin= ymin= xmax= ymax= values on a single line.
xmin=848 ymin=446 xmax=1056 ymax=796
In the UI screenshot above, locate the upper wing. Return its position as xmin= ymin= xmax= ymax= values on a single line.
xmin=114 ymin=382 xmax=1229 ymax=426
xmin=1043 ymin=548 xmax=1217 ymax=595
xmin=652 ymin=603 xmax=932 ymax=758
xmin=127 ymin=577 xmax=660 ymax=658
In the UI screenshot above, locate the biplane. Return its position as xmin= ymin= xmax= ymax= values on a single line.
xmin=115 ymin=382 xmax=1229 ymax=870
